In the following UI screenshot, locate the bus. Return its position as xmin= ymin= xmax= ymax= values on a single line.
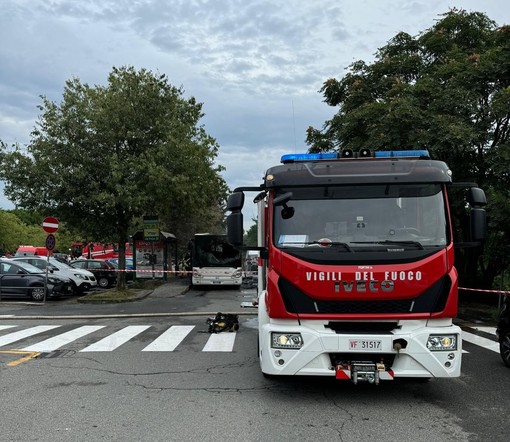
xmin=190 ymin=233 xmax=242 ymax=287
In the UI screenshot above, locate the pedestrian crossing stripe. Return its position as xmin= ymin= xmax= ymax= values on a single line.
xmin=0 ymin=324 xmax=239 ymax=353
xmin=22 ymin=326 xmax=105 ymax=352
xmin=0 ymin=325 xmax=61 ymax=348
xmin=203 ymin=332 xmax=236 ymax=352
xmin=81 ymin=325 xmax=151 ymax=352
xmin=141 ymin=325 xmax=195 ymax=352
xmin=0 ymin=326 xmax=16 ymax=332
xmin=461 ymin=329 xmax=500 ymax=353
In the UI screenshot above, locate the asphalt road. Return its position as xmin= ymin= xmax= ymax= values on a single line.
xmin=0 ymin=282 xmax=509 ymax=442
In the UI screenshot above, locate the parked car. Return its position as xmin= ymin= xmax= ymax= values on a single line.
xmin=71 ymin=259 xmax=117 ymax=288
xmin=108 ymin=257 xmax=134 ymax=269
xmin=107 ymin=257 xmax=134 ymax=282
xmin=10 ymin=256 xmax=97 ymax=294
xmin=0 ymin=258 xmax=68 ymax=301
xmin=496 ymin=295 xmax=510 ymax=368
xmin=52 ymin=253 xmax=71 ymax=264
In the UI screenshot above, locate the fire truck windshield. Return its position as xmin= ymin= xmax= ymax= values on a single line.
xmin=273 ymin=184 xmax=448 ymax=251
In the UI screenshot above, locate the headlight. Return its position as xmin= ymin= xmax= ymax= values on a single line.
xmin=427 ymin=334 xmax=457 ymax=351
xmin=233 ymin=269 xmax=243 ymax=278
xmin=271 ymin=333 xmax=304 ymax=349
xmin=48 ymin=277 xmax=59 ymax=284
xmin=74 ymin=273 xmax=86 ymax=280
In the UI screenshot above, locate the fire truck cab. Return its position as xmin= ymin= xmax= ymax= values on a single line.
xmin=226 ymin=149 xmax=487 ymax=383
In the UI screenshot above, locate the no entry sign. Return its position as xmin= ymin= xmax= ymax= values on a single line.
xmin=42 ymin=216 xmax=59 ymax=234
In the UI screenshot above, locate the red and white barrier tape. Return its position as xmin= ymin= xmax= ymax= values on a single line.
xmin=110 ymin=269 xmax=191 ymax=274
xmin=106 ymin=269 xmax=510 ymax=293
xmin=459 ymin=287 xmax=510 ymax=295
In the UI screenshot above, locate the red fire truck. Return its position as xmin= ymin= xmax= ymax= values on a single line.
xmin=226 ymin=149 xmax=487 ymax=383
xmin=71 ymin=242 xmax=133 ymax=260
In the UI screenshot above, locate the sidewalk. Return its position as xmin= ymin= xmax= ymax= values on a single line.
xmin=77 ymin=277 xmax=191 ymax=303
xmin=0 ymin=277 xmax=257 ymax=320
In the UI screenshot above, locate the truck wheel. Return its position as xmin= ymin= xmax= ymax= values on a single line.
xmin=30 ymin=286 xmax=45 ymax=302
xmin=98 ymin=277 xmax=110 ymax=288
xmin=500 ymin=329 xmax=510 ymax=368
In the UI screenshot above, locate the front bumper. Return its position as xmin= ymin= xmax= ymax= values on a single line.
xmin=259 ymin=319 xmax=462 ymax=379
xmin=192 ymin=275 xmax=242 ymax=286
xmin=51 ymin=281 xmax=73 ymax=296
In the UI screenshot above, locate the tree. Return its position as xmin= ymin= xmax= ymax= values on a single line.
xmin=0 ymin=208 xmax=82 ymax=257
xmin=244 ymin=218 xmax=258 ymax=247
xmin=306 ymin=9 xmax=510 ymax=289
xmin=0 ymin=66 xmax=227 ymax=288
xmin=0 ymin=210 xmax=38 ymax=254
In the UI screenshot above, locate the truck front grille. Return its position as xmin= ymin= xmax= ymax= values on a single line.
xmin=278 ymin=275 xmax=451 ymax=315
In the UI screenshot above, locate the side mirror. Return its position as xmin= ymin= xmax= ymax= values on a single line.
xmin=227 ymin=192 xmax=245 ymax=211
xmin=274 ymin=192 xmax=295 ymax=219
xmin=273 ymin=192 xmax=293 ymax=207
xmin=471 ymin=208 xmax=487 ymax=241
xmin=226 ymin=191 xmax=245 ymax=248
xmin=227 ymin=212 xmax=243 ymax=247
xmin=468 ymin=187 xmax=487 ymax=242
xmin=467 ymin=187 xmax=487 ymax=207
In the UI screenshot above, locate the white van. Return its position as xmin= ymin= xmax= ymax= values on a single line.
xmin=10 ymin=256 xmax=97 ymax=294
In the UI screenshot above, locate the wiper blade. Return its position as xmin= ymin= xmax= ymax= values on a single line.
xmin=352 ymin=240 xmax=424 ymax=250
xmin=378 ymin=240 xmax=424 ymax=249
xmin=306 ymin=241 xmax=354 ymax=252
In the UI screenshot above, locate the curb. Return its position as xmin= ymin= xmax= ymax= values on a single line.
xmin=76 ymin=289 xmax=154 ymax=304
xmin=0 ymin=310 xmax=258 ymax=320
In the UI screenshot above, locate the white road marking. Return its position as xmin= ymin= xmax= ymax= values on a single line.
xmin=0 ymin=325 xmax=17 ymax=332
xmin=21 ymin=326 xmax=105 ymax=352
xmin=472 ymin=326 xmax=497 ymax=335
xmin=142 ymin=325 xmax=195 ymax=351
xmin=462 ymin=330 xmax=500 ymax=353
xmin=0 ymin=325 xmax=61 ymax=348
xmin=202 ymin=332 xmax=237 ymax=352
xmin=80 ymin=325 xmax=151 ymax=352
xmin=0 ymin=324 xmax=501 ymax=356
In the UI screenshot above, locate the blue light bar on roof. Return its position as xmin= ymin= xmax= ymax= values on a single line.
xmin=280 ymin=149 xmax=430 ymax=164
xmin=280 ymin=152 xmax=338 ymax=163
xmin=374 ymin=150 xmax=430 ymax=158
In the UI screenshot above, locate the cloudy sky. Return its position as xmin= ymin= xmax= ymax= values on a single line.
xmin=1 ymin=0 xmax=509 ymax=225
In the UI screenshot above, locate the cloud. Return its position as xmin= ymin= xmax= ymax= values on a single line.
xmin=1 ymin=0 xmax=509 ymax=220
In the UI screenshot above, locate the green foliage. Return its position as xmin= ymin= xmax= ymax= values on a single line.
xmin=0 ymin=210 xmax=38 ymax=253
xmin=306 ymin=9 xmax=510 ymax=289
xmin=243 ymin=218 xmax=258 ymax=246
xmin=0 ymin=209 xmax=82 ymax=255
xmin=0 ymin=66 xmax=228 ymax=286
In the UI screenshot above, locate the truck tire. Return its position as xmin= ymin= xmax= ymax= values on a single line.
xmin=500 ymin=329 xmax=510 ymax=368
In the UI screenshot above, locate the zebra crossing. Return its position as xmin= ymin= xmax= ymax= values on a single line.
xmin=0 ymin=323 xmax=501 ymax=355
xmin=462 ymin=326 xmax=500 ymax=353
xmin=0 ymin=324 xmax=239 ymax=353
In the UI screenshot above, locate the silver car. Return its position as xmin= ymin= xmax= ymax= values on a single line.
xmin=10 ymin=256 xmax=97 ymax=295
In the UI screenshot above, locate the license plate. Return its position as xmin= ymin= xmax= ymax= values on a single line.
xmin=348 ymin=339 xmax=382 ymax=350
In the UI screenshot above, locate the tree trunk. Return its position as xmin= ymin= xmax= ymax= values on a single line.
xmin=116 ymin=228 xmax=128 ymax=291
